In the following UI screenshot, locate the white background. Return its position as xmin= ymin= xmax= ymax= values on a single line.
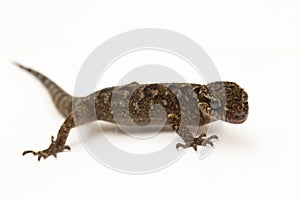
xmin=1 ymin=0 xmax=299 ymax=199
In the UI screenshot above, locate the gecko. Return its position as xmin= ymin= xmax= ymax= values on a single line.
xmin=15 ymin=63 xmax=249 ymax=161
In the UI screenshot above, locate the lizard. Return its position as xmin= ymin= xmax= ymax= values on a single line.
xmin=15 ymin=63 xmax=249 ymax=161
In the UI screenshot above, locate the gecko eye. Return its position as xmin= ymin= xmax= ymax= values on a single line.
xmin=242 ymin=91 xmax=248 ymax=103
xmin=193 ymin=86 xmax=201 ymax=94
xmin=210 ymin=96 xmax=220 ymax=109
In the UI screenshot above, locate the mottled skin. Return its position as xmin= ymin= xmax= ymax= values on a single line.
xmin=15 ymin=63 xmax=249 ymax=161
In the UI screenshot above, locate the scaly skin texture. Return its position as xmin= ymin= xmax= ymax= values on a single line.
xmin=15 ymin=63 xmax=249 ymax=161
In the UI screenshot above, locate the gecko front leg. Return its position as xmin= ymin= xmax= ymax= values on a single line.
xmin=167 ymin=113 xmax=218 ymax=151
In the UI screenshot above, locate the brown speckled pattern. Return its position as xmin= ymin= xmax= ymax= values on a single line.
xmin=16 ymin=63 xmax=249 ymax=161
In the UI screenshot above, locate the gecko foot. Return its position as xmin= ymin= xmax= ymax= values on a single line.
xmin=176 ymin=133 xmax=219 ymax=151
xmin=22 ymin=136 xmax=71 ymax=161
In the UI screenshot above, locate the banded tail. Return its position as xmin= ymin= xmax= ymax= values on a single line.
xmin=14 ymin=62 xmax=74 ymax=117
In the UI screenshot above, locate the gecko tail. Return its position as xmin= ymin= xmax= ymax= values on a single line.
xmin=13 ymin=62 xmax=75 ymax=117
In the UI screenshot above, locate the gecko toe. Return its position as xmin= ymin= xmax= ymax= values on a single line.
xmin=203 ymin=140 xmax=214 ymax=146
xmin=23 ymin=150 xmax=37 ymax=156
xmin=202 ymin=135 xmax=219 ymax=147
xmin=176 ymin=143 xmax=188 ymax=150
xmin=64 ymin=145 xmax=71 ymax=151
xmin=192 ymin=144 xmax=198 ymax=151
xmin=199 ymin=133 xmax=207 ymax=139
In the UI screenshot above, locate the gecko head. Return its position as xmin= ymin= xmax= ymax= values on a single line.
xmin=206 ymin=81 xmax=249 ymax=124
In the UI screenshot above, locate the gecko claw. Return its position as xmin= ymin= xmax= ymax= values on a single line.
xmin=22 ymin=136 xmax=71 ymax=161
xmin=192 ymin=144 xmax=198 ymax=151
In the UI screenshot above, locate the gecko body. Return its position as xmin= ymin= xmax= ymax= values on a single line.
xmin=15 ymin=63 xmax=249 ymax=161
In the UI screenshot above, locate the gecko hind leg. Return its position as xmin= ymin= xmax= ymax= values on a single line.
xmin=22 ymin=101 xmax=96 ymax=161
xmin=176 ymin=133 xmax=219 ymax=151
xmin=22 ymin=112 xmax=77 ymax=161
xmin=23 ymin=136 xmax=71 ymax=161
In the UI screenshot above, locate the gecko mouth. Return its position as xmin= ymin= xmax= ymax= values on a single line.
xmin=225 ymin=112 xmax=247 ymax=124
xmin=231 ymin=112 xmax=248 ymax=123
